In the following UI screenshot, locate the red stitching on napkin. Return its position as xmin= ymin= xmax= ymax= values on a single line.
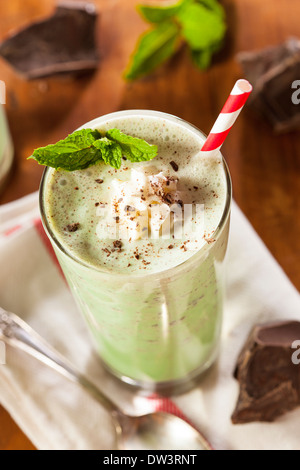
xmin=4 ymin=224 xmax=22 ymax=236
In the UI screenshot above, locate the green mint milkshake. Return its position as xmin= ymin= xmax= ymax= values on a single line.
xmin=40 ymin=110 xmax=231 ymax=391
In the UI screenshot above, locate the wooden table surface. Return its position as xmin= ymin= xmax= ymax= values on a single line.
xmin=0 ymin=0 xmax=299 ymax=450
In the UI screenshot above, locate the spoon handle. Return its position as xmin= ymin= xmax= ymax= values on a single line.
xmin=0 ymin=307 xmax=120 ymax=414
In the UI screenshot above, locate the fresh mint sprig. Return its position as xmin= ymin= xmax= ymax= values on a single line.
xmin=28 ymin=129 xmax=158 ymax=171
xmin=125 ymin=0 xmax=226 ymax=80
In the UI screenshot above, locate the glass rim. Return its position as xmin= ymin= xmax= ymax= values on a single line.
xmin=0 ymin=105 xmax=14 ymax=191
xmin=39 ymin=109 xmax=232 ymax=281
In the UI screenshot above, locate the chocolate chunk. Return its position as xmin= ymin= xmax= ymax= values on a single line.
xmin=170 ymin=161 xmax=179 ymax=172
xmin=66 ymin=222 xmax=80 ymax=232
xmin=0 ymin=3 xmax=99 ymax=79
xmin=95 ymin=178 xmax=103 ymax=184
xmin=232 ymin=320 xmax=300 ymax=424
xmin=237 ymin=38 xmax=300 ymax=133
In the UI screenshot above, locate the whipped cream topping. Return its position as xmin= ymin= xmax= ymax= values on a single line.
xmin=96 ymin=168 xmax=184 ymax=240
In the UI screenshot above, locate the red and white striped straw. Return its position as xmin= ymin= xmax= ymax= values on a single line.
xmin=201 ymin=79 xmax=253 ymax=157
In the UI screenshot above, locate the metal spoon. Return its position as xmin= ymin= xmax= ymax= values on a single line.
xmin=0 ymin=307 xmax=212 ymax=450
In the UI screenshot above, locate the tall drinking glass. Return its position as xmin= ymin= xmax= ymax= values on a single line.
xmin=40 ymin=110 xmax=232 ymax=393
xmin=0 ymin=104 xmax=13 ymax=193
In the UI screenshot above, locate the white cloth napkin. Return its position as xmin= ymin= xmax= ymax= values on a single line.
xmin=0 ymin=192 xmax=299 ymax=450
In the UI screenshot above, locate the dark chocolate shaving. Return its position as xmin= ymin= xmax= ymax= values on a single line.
xmin=0 ymin=3 xmax=99 ymax=79
xmin=237 ymin=38 xmax=300 ymax=133
xmin=232 ymin=320 xmax=300 ymax=424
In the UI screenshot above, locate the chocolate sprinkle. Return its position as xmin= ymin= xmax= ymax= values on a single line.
xmin=170 ymin=161 xmax=179 ymax=172
xmin=163 ymin=194 xmax=173 ymax=204
xmin=124 ymin=205 xmax=136 ymax=212
xmin=113 ymin=240 xmax=123 ymax=249
xmin=102 ymin=247 xmax=111 ymax=257
xmin=66 ymin=222 xmax=80 ymax=232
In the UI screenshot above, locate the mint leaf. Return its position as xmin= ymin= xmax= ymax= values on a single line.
xmin=106 ymin=128 xmax=158 ymax=162
xmin=29 ymin=129 xmax=103 ymax=171
xmin=93 ymin=138 xmax=123 ymax=169
xmin=191 ymin=48 xmax=212 ymax=69
xmin=197 ymin=0 xmax=225 ymax=18
xmin=29 ymin=128 xmax=158 ymax=171
xmin=125 ymin=21 xmax=180 ymax=81
xmin=138 ymin=0 xmax=191 ymax=23
xmin=125 ymin=0 xmax=227 ymax=79
xmin=176 ymin=2 xmax=226 ymax=50
xmin=191 ymin=36 xmax=223 ymax=69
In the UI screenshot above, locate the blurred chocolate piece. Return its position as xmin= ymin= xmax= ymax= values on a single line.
xmin=0 ymin=2 xmax=99 ymax=79
xmin=237 ymin=38 xmax=300 ymax=133
xmin=232 ymin=320 xmax=300 ymax=424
